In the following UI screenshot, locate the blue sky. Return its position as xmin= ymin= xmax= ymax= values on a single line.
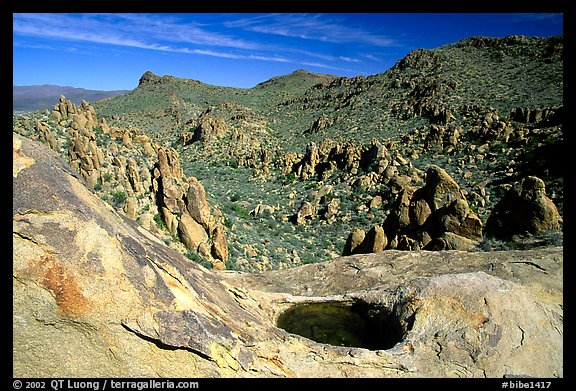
xmin=13 ymin=13 xmax=563 ymax=91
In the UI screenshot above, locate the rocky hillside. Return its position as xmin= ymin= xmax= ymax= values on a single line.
xmin=13 ymin=95 xmax=230 ymax=270
xmin=13 ymin=35 xmax=563 ymax=273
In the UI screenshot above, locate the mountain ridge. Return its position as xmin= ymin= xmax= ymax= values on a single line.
xmin=13 ymin=84 xmax=130 ymax=113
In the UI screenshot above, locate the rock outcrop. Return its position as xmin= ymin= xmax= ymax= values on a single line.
xmin=13 ymin=133 xmax=563 ymax=378
xmin=152 ymin=147 xmax=229 ymax=266
xmin=485 ymin=176 xmax=562 ymax=239
xmin=398 ymin=165 xmax=483 ymax=250
xmin=14 ymin=96 xmax=229 ymax=270
xmin=51 ymin=95 xmax=98 ymax=131
xmin=347 ymin=165 xmax=482 ymax=254
xmin=286 ymin=138 xmax=395 ymax=183
xmin=190 ymin=111 xmax=230 ymax=144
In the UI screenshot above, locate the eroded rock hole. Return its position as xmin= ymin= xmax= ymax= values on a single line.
xmin=276 ymin=301 xmax=404 ymax=350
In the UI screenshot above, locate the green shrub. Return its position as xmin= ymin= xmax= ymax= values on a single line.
xmin=153 ymin=213 xmax=165 ymax=229
xmin=540 ymin=230 xmax=563 ymax=247
xmin=473 ymin=237 xmax=512 ymax=252
xmin=185 ymin=251 xmax=213 ymax=269
xmin=111 ymin=190 xmax=127 ymax=206
xmin=229 ymin=203 xmax=251 ymax=219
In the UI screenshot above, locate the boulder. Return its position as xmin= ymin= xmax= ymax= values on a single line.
xmin=369 ymin=195 xmax=383 ymax=209
xmin=312 ymin=184 xmax=333 ymax=204
xmin=186 ymin=176 xmax=212 ymax=230
xmin=420 ymin=165 xmax=467 ymax=212
xmin=342 ymin=227 xmax=366 ymax=256
xmin=294 ymin=201 xmax=316 ymax=225
xmin=124 ymin=196 xmax=137 ymax=220
xmin=126 ymin=158 xmax=142 ymax=193
xmin=409 ymin=197 xmax=432 ymax=227
xmin=424 ymin=232 xmax=479 ymax=251
xmin=251 ymin=204 xmax=275 ymax=217
xmin=323 ymin=198 xmax=341 ymax=222
xmin=381 ymin=165 xmax=481 ymax=251
xmin=486 ymin=176 xmax=562 ymax=239
xmin=435 ymin=198 xmax=483 ymax=241
xmin=178 ymin=212 xmax=209 ymax=252
xmin=211 ymin=223 xmax=229 ymax=262
xmin=361 ymin=225 xmax=387 ymax=253
xmin=161 ymin=206 xmax=178 ymax=235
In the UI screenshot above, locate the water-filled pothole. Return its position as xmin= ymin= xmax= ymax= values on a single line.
xmin=276 ymin=300 xmax=404 ymax=350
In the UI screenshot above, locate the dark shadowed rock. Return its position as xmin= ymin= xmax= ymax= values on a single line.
xmin=486 ymin=176 xmax=562 ymax=239
xmin=342 ymin=227 xmax=366 ymax=256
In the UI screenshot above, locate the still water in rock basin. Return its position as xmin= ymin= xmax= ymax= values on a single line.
xmin=276 ymin=301 xmax=403 ymax=350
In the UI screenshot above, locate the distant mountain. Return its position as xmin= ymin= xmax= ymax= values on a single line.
xmin=13 ymin=85 xmax=130 ymax=113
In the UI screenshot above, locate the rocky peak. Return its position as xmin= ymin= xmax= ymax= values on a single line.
xmin=138 ymin=70 xmax=159 ymax=85
xmin=138 ymin=71 xmax=175 ymax=86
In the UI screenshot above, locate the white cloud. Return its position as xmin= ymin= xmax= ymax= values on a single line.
xmin=226 ymin=13 xmax=399 ymax=47
xmin=12 ymin=13 xmax=391 ymax=71
xmin=12 ymin=13 xmax=262 ymax=53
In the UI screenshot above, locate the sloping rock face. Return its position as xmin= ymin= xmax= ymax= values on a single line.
xmin=13 ymin=133 xmax=562 ymax=378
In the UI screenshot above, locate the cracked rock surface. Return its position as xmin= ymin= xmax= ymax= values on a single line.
xmin=13 ymin=133 xmax=562 ymax=378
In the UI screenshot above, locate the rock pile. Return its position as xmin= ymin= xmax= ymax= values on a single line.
xmin=345 ymin=165 xmax=482 ymax=255
xmin=14 ymin=96 xmax=229 ymax=270
xmin=151 ymin=147 xmax=229 ymax=268
xmin=293 ymin=184 xmax=341 ymax=225
xmin=284 ymin=138 xmax=403 ymax=183
xmin=485 ymin=176 xmax=562 ymax=239
xmin=183 ymin=110 xmax=230 ymax=145
xmin=51 ymin=95 xmax=98 ymax=131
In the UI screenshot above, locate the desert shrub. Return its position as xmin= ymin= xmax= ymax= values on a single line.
xmin=229 ymin=203 xmax=252 ymax=219
xmin=473 ymin=237 xmax=512 ymax=252
xmin=111 ymin=190 xmax=127 ymax=206
xmin=186 ymin=251 xmax=212 ymax=269
xmin=540 ymin=230 xmax=563 ymax=247
xmin=153 ymin=213 xmax=165 ymax=229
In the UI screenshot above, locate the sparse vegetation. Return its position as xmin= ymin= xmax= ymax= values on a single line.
xmin=111 ymin=190 xmax=127 ymax=206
